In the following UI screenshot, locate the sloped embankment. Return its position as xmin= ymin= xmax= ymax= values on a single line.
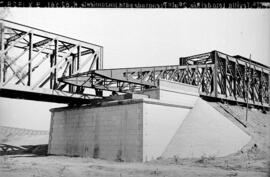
xmin=209 ymin=102 xmax=270 ymax=159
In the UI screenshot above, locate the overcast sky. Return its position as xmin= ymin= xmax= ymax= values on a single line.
xmin=0 ymin=8 xmax=269 ymax=130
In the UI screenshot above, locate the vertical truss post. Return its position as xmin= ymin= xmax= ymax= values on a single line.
xmin=50 ymin=39 xmax=58 ymax=89
xmin=95 ymin=89 xmax=103 ymax=97
xmin=50 ymin=54 xmax=54 ymax=89
xmin=233 ymin=61 xmax=236 ymax=98
xmin=99 ymin=46 xmax=103 ymax=69
xmin=2 ymin=25 xmax=6 ymax=83
xmin=75 ymin=45 xmax=81 ymax=92
xmin=211 ymin=51 xmax=218 ymax=97
xmin=224 ymin=57 xmax=228 ymax=97
xmin=0 ymin=22 xmax=4 ymax=85
xmin=245 ymin=55 xmax=251 ymax=124
xmin=201 ymin=67 xmax=205 ymax=93
xmin=179 ymin=57 xmax=186 ymax=66
xmin=27 ymin=33 xmax=33 ymax=86
xmin=153 ymin=67 xmax=156 ymax=86
xmin=96 ymin=55 xmax=99 ymax=70
xmin=77 ymin=45 xmax=81 ymax=71
xmin=72 ymin=54 xmax=76 ymax=92
xmin=268 ymin=70 xmax=270 ymax=106
xmin=260 ymin=68 xmax=263 ymax=104
xmin=54 ymin=39 xmax=58 ymax=89
xmin=69 ymin=55 xmax=74 ymax=93
xmin=251 ymin=65 xmax=255 ymax=103
xmin=244 ymin=63 xmax=247 ymax=102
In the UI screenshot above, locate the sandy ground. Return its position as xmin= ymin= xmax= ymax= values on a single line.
xmin=1 ymin=103 xmax=269 ymax=177
xmin=0 ymin=155 xmax=269 ymax=177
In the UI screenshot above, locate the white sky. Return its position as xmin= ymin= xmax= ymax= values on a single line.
xmin=0 ymin=8 xmax=269 ymax=130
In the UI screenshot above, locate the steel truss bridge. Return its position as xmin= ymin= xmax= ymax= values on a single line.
xmin=0 ymin=20 xmax=269 ymax=109
xmin=0 ymin=20 xmax=103 ymax=103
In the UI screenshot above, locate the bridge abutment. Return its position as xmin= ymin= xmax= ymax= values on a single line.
xmin=48 ymin=80 xmax=250 ymax=162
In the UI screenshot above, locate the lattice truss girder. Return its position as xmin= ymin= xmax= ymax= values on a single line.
xmin=62 ymin=51 xmax=270 ymax=108
xmin=61 ymin=64 xmax=215 ymax=96
xmin=216 ymin=52 xmax=269 ymax=107
xmin=0 ymin=20 xmax=103 ymax=101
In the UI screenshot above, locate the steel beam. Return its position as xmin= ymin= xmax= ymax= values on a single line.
xmin=212 ymin=51 xmax=218 ymax=97
xmin=0 ymin=23 xmax=4 ymax=85
xmin=28 ymin=33 xmax=33 ymax=86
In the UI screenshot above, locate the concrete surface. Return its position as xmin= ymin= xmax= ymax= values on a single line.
xmin=136 ymin=79 xmax=199 ymax=106
xmin=49 ymin=101 xmax=143 ymax=162
xmin=142 ymin=102 xmax=191 ymax=161
xmin=162 ymin=98 xmax=251 ymax=158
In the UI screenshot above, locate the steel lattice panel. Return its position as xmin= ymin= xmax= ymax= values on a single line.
xmin=0 ymin=20 xmax=103 ymax=103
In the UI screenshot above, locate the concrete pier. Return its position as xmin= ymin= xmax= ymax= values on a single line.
xmin=48 ymin=80 xmax=250 ymax=162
